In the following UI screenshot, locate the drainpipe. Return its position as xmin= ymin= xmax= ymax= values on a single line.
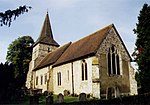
xmin=47 ymin=66 xmax=50 ymax=91
xmin=71 ymin=62 xmax=75 ymax=95
xmin=32 ymin=71 xmax=35 ymax=89
xmin=97 ymin=54 xmax=101 ymax=99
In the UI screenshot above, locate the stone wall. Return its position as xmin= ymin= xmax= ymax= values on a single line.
xmin=32 ymin=43 xmax=57 ymax=68
xmin=129 ymin=65 xmax=138 ymax=95
xmin=26 ymin=61 xmax=33 ymax=88
xmin=34 ymin=67 xmax=49 ymax=92
xmin=99 ymin=54 xmax=130 ymax=96
xmin=53 ymin=63 xmax=72 ymax=95
xmin=73 ymin=58 xmax=93 ymax=95
xmin=53 ymin=56 xmax=101 ymax=98
xmin=96 ymin=27 xmax=137 ymax=97
xmin=26 ymin=42 xmax=58 ymax=90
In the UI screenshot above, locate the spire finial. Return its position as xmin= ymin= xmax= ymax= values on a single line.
xmin=47 ymin=9 xmax=49 ymax=14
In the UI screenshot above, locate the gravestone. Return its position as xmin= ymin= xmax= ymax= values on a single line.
xmin=30 ymin=95 xmax=39 ymax=105
xmin=46 ymin=95 xmax=53 ymax=105
xmin=79 ymin=93 xmax=86 ymax=101
xmin=64 ymin=90 xmax=70 ymax=96
xmin=115 ymin=87 xmax=120 ymax=98
xmin=106 ymin=87 xmax=114 ymax=99
xmin=57 ymin=93 xmax=64 ymax=103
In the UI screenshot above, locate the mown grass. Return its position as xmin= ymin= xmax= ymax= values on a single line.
xmin=50 ymin=95 xmax=79 ymax=103
xmin=13 ymin=95 xmax=82 ymax=105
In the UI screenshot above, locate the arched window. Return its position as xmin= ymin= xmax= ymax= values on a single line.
xmin=81 ymin=60 xmax=88 ymax=81
xmin=57 ymin=72 xmax=61 ymax=86
xmin=107 ymin=45 xmax=120 ymax=75
xmin=116 ymin=55 xmax=120 ymax=75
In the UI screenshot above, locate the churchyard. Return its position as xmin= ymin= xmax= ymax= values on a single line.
xmin=11 ymin=91 xmax=150 ymax=105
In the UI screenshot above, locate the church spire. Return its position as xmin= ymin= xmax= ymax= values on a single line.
xmin=34 ymin=12 xmax=59 ymax=47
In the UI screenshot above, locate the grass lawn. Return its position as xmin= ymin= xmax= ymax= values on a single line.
xmin=50 ymin=95 xmax=79 ymax=103
xmin=12 ymin=94 xmax=93 ymax=105
xmin=13 ymin=95 xmax=80 ymax=105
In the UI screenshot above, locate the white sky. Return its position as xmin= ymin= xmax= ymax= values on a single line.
xmin=0 ymin=0 xmax=149 ymax=69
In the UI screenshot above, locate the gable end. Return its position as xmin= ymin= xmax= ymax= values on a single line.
xmin=97 ymin=25 xmax=132 ymax=61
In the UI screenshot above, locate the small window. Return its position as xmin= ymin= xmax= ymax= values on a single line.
xmin=116 ymin=55 xmax=120 ymax=75
xmin=57 ymin=72 xmax=61 ymax=86
xmin=82 ymin=63 xmax=84 ymax=80
xmin=67 ymin=70 xmax=69 ymax=81
xmin=36 ymin=76 xmax=38 ymax=85
xmin=85 ymin=62 xmax=88 ymax=80
xmin=108 ymin=52 xmax=111 ymax=75
xmin=81 ymin=60 xmax=88 ymax=81
xmin=41 ymin=75 xmax=43 ymax=85
xmin=45 ymin=74 xmax=47 ymax=84
xmin=48 ymin=47 xmax=51 ymax=52
xmin=112 ymin=53 xmax=116 ymax=74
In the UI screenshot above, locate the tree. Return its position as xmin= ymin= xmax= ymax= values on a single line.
xmin=6 ymin=36 xmax=34 ymax=88
xmin=0 ymin=5 xmax=31 ymax=27
xmin=0 ymin=62 xmax=16 ymax=103
xmin=133 ymin=3 xmax=150 ymax=93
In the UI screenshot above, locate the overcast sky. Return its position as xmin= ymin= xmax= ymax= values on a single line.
xmin=0 ymin=0 xmax=149 ymax=67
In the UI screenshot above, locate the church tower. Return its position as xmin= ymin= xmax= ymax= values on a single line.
xmin=32 ymin=12 xmax=59 ymax=67
xmin=26 ymin=12 xmax=59 ymax=89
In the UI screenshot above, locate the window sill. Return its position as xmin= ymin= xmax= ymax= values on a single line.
xmin=108 ymin=74 xmax=122 ymax=77
xmin=81 ymin=80 xmax=88 ymax=82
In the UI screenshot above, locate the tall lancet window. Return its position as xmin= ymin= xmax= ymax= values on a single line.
xmin=107 ymin=45 xmax=120 ymax=75
xmin=57 ymin=72 xmax=61 ymax=86
xmin=81 ymin=60 xmax=88 ymax=81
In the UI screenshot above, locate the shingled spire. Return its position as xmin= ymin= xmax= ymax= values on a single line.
xmin=34 ymin=12 xmax=59 ymax=47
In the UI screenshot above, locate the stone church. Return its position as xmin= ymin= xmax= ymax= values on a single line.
xmin=26 ymin=13 xmax=137 ymax=99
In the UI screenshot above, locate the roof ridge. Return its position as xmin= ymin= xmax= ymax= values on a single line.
xmin=93 ymin=24 xmax=114 ymax=53
xmin=71 ymin=24 xmax=113 ymax=44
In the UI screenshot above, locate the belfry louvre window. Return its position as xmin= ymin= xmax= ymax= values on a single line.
xmin=57 ymin=72 xmax=61 ymax=86
xmin=81 ymin=60 xmax=88 ymax=81
xmin=107 ymin=45 xmax=120 ymax=75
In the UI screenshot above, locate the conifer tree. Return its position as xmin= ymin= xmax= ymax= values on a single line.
xmin=133 ymin=3 xmax=150 ymax=93
xmin=0 ymin=5 xmax=31 ymax=27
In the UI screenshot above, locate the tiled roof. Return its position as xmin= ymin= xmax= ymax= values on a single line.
xmin=33 ymin=42 xmax=71 ymax=70
xmin=53 ymin=24 xmax=113 ymax=66
xmin=33 ymin=13 xmax=59 ymax=47
xmin=34 ymin=24 xmax=132 ymax=70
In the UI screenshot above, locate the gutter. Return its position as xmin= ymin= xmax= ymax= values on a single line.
xmin=71 ymin=62 xmax=75 ymax=95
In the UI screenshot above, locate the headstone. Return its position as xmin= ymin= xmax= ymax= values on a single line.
xmin=44 ymin=91 xmax=49 ymax=96
xmin=57 ymin=93 xmax=64 ymax=103
xmin=115 ymin=87 xmax=120 ymax=98
xmin=79 ymin=93 xmax=86 ymax=101
xmin=106 ymin=87 xmax=113 ymax=99
xmin=30 ymin=95 xmax=39 ymax=105
xmin=64 ymin=90 xmax=70 ymax=96
xmin=46 ymin=95 xmax=53 ymax=105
